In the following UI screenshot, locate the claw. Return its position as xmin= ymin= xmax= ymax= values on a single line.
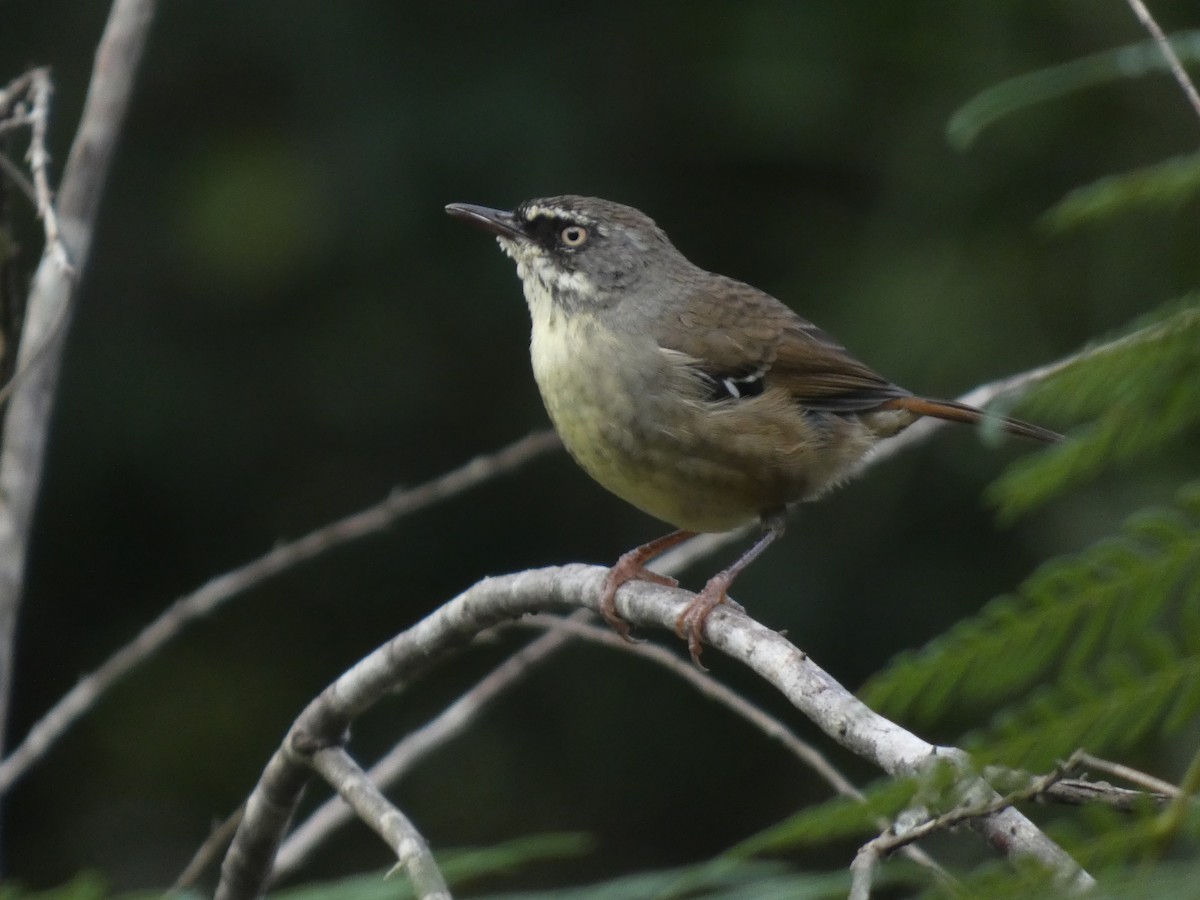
xmin=598 ymin=530 xmax=694 ymax=641
xmin=671 ymin=510 xmax=788 ymax=667
xmin=674 ymin=575 xmax=732 ymax=668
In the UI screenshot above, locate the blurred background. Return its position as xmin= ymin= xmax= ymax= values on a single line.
xmin=2 ymin=0 xmax=1197 ymax=891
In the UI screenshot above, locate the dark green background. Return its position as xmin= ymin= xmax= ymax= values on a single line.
xmin=2 ymin=0 xmax=1196 ymax=891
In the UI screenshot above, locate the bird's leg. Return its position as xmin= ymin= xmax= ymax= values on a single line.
xmin=600 ymin=529 xmax=697 ymax=640
xmin=676 ymin=511 xmax=787 ymax=667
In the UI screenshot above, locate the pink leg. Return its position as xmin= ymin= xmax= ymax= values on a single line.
xmin=600 ymin=529 xmax=696 ymax=640
xmin=676 ymin=512 xmax=787 ymax=667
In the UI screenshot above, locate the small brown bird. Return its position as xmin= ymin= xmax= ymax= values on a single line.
xmin=446 ymin=196 xmax=1060 ymax=664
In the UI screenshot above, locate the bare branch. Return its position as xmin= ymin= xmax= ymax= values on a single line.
xmin=272 ymin=611 xmax=950 ymax=888
xmin=173 ymin=809 xmax=244 ymax=891
xmin=309 ymin=748 xmax=449 ymax=899
xmin=269 ymin=611 xmax=584 ymax=881
xmin=0 ymin=73 xmax=35 ymax=114
xmin=216 ymin=567 xmax=1091 ymax=899
xmin=216 ymin=747 xmax=307 ymax=900
xmin=1043 ymin=778 xmax=1169 ymax=811
xmin=1076 ymin=751 xmax=1182 ymax=798
xmin=521 ymin=616 xmax=956 ymax=890
xmin=1124 ymin=0 xmax=1200 ymax=121
xmin=530 ymin=615 xmax=861 ymax=796
xmin=24 ymin=69 xmax=69 ymax=273
xmin=0 ymin=0 xmax=157 ymax=776
xmin=849 ymin=754 xmax=1082 ymax=900
xmin=0 ymin=152 xmax=36 ymax=206
xmin=0 ymin=429 xmax=558 ymax=795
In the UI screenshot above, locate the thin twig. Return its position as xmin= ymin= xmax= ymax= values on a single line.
xmin=522 ymin=616 xmax=957 ymax=891
xmin=269 ymin=612 xmax=952 ymax=888
xmin=0 ymin=152 xmax=37 ymax=204
xmin=308 ymin=748 xmax=450 ymax=900
xmin=1077 ymin=751 xmax=1181 ymax=798
xmin=268 ymin=611 xmax=586 ymax=882
xmin=531 ymin=616 xmax=857 ymax=793
xmin=1044 ymin=778 xmax=1169 ymax=811
xmin=0 ymin=114 xmax=37 ymax=139
xmin=172 ymin=808 xmax=244 ymax=892
xmin=24 ymin=69 xmax=69 ymax=273
xmin=0 ymin=429 xmax=558 ymax=795
xmin=1125 ymin=0 xmax=1200 ymax=122
xmin=849 ymin=752 xmax=1084 ymax=900
xmin=0 ymin=73 xmax=35 ymax=115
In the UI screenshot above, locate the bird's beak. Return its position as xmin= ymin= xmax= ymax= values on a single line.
xmin=445 ymin=202 xmax=525 ymax=241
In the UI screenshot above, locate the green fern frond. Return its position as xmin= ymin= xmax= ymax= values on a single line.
xmin=988 ymin=296 xmax=1200 ymax=520
xmin=1049 ymin=798 xmax=1200 ymax=873
xmin=973 ymin=649 xmax=1200 ymax=769
xmin=929 ymin=856 xmax=1200 ymax=900
xmin=862 ymin=481 xmax=1200 ymax=725
xmin=947 ymin=31 xmax=1200 ymax=149
xmin=1041 ymin=152 xmax=1200 ymax=233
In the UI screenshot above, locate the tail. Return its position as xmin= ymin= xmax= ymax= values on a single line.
xmin=881 ymin=396 xmax=1062 ymax=444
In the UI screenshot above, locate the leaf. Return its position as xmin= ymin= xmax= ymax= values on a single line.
xmin=987 ymin=296 xmax=1200 ymax=520
xmin=947 ymin=31 xmax=1200 ymax=149
xmin=1041 ymin=153 xmax=1200 ymax=233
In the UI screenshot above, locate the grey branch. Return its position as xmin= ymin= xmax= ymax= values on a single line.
xmin=1075 ymin=751 xmax=1182 ymax=798
xmin=0 ymin=0 xmax=157 ymax=774
xmin=522 ymin=616 xmax=955 ymax=890
xmin=1124 ymin=0 xmax=1200 ymax=122
xmin=308 ymin=748 xmax=449 ymax=899
xmin=849 ymin=755 xmax=1082 ymax=900
xmin=269 ymin=610 xmax=585 ymax=881
xmin=215 ymin=566 xmax=1092 ymax=899
xmin=1044 ymin=777 xmax=1171 ymax=811
xmin=272 ymin=612 xmax=949 ymax=888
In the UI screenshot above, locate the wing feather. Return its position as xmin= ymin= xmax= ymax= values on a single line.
xmin=658 ymin=277 xmax=908 ymax=412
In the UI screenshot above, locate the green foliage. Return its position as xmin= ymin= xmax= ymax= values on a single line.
xmin=854 ymin=30 xmax=1200 ymax=893
xmin=0 ymin=875 xmax=112 ymax=900
xmin=721 ymin=776 xmax=923 ymax=859
xmin=274 ymin=833 xmax=591 ymax=900
xmin=921 ymin=856 xmax=1200 ymax=900
xmin=862 ymin=481 xmax=1200 ymax=768
xmin=987 ymin=296 xmax=1200 ymax=521
xmin=1041 ymin=153 xmax=1200 ymax=233
xmin=947 ymin=31 xmax=1200 ymax=149
xmin=472 ymin=862 xmax=848 ymax=900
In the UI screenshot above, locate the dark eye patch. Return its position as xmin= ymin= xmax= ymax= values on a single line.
xmin=522 ymin=213 xmax=587 ymax=252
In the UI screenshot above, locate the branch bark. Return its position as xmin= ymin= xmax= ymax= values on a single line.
xmin=0 ymin=0 xmax=157 ymax=768
xmin=216 ymin=566 xmax=1093 ymax=899
xmin=309 ymin=748 xmax=449 ymax=899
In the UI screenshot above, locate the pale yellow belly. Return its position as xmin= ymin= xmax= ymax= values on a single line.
xmin=529 ymin=314 xmax=877 ymax=533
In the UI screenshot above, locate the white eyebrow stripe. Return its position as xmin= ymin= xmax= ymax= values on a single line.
xmin=523 ymin=204 xmax=592 ymax=224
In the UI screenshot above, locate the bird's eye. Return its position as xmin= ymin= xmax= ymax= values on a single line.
xmin=560 ymin=225 xmax=588 ymax=248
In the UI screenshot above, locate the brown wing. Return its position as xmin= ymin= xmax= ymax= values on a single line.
xmin=662 ymin=276 xmax=909 ymax=411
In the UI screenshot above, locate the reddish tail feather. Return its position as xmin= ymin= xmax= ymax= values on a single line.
xmin=883 ymin=395 xmax=1062 ymax=444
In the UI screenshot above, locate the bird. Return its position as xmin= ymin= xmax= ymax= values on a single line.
xmin=445 ymin=195 xmax=1060 ymax=664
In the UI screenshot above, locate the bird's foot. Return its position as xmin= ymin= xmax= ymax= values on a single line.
xmin=674 ymin=573 xmax=742 ymax=669
xmin=597 ymin=530 xmax=695 ymax=641
xmin=599 ymin=553 xmax=678 ymax=642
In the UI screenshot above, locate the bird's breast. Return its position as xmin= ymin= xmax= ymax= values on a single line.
xmin=525 ymin=298 xmax=876 ymax=533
